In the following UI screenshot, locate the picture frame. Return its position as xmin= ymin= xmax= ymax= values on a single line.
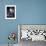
xmin=5 ymin=5 xmax=16 ymax=19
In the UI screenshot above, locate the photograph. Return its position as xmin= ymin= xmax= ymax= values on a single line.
xmin=5 ymin=5 xmax=16 ymax=19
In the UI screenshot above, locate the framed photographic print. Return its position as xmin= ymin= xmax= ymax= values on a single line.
xmin=5 ymin=5 xmax=16 ymax=19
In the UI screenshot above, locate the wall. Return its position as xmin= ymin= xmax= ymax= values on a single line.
xmin=0 ymin=0 xmax=46 ymax=44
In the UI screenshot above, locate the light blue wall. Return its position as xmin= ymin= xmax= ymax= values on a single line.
xmin=0 ymin=0 xmax=46 ymax=44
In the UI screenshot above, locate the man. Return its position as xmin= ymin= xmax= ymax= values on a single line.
xmin=7 ymin=7 xmax=15 ymax=18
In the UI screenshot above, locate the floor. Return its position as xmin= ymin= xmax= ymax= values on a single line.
xmin=0 ymin=44 xmax=18 ymax=46
xmin=19 ymin=39 xmax=46 ymax=46
xmin=0 ymin=40 xmax=46 ymax=46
